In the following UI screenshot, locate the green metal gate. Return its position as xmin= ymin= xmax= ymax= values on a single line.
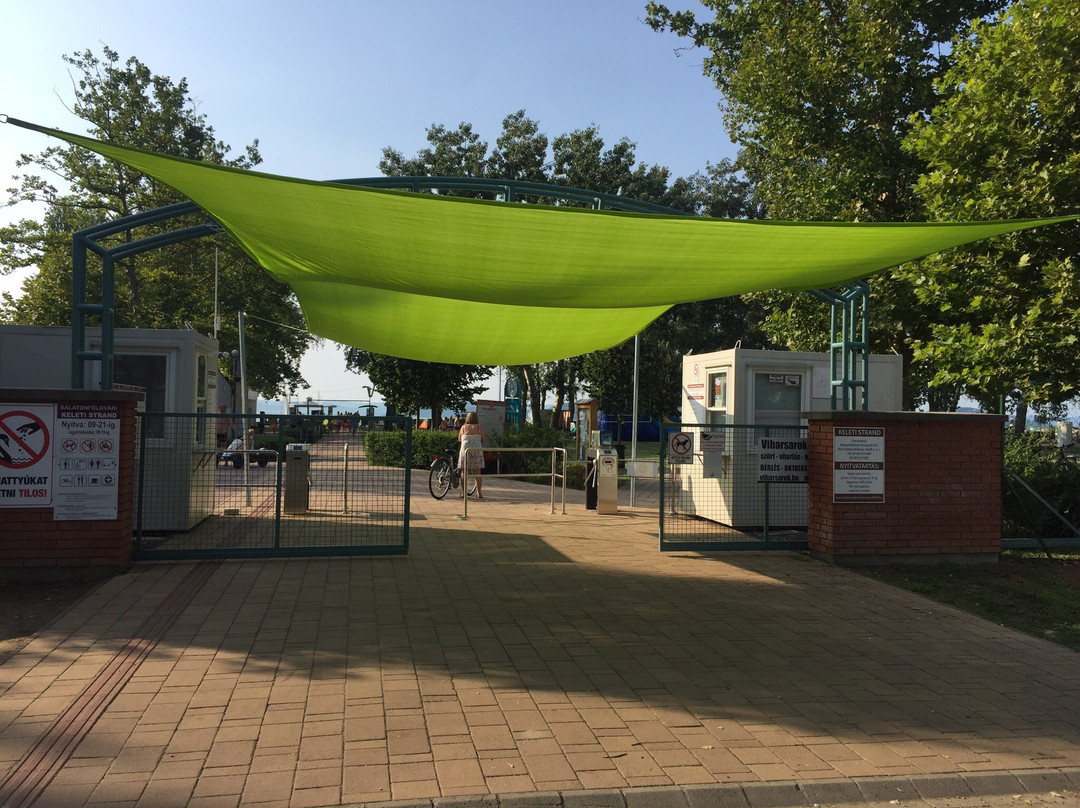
xmin=659 ymin=423 xmax=809 ymax=551
xmin=133 ymin=413 xmax=410 ymax=559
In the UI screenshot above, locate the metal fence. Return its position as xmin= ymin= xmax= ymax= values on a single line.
xmin=659 ymin=423 xmax=809 ymax=551
xmin=133 ymin=412 xmax=410 ymax=559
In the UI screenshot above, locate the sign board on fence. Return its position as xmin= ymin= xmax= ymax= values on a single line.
xmin=668 ymin=431 xmax=694 ymax=464
xmin=757 ymin=436 xmax=808 ymax=483
xmin=53 ymin=402 xmax=121 ymax=520
xmin=0 ymin=404 xmax=55 ymax=506
xmin=833 ymin=426 xmax=885 ymax=503
xmin=700 ymin=430 xmax=725 ymax=478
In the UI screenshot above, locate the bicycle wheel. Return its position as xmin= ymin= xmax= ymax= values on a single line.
xmin=465 ymin=474 xmax=478 ymax=496
xmin=428 ymin=458 xmax=453 ymax=499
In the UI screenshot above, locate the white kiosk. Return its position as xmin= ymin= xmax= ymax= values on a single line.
xmin=0 ymin=325 xmax=220 ymax=531
xmin=679 ymin=348 xmax=903 ymax=528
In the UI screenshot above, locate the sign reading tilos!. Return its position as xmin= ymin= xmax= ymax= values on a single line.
xmin=0 ymin=404 xmax=55 ymax=506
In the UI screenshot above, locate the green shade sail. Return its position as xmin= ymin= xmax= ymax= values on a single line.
xmin=6 ymin=117 xmax=1076 ymax=365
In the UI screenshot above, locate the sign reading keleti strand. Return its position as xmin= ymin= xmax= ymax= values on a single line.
xmin=833 ymin=427 xmax=885 ymax=503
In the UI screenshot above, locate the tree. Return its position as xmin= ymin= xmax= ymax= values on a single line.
xmin=1 ymin=45 xmax=313 ymax=395
xmin=645 ymin=0 xmax=1010 ymax=409
xmin=902 ymin=0 xmax=1080 ymax=426
xmin=582 ymin=297 xmax=776 ymax=424
xmin=343 ymin=350 xmax=491 ymax=426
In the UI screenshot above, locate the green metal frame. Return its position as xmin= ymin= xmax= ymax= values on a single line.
xmin=69 ymin=176 xmax=871 ymax=411
xmin=809 ymin=282 xmax=871 ymax=411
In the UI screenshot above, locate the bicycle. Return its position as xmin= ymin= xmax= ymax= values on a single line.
xmin=428 ymin=453 xmax=478 ymax=499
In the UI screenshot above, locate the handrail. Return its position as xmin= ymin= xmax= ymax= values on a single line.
xmin=460 ymin=447 xmax=567 ymax=519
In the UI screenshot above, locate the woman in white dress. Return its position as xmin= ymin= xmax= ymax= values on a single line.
xmin=457 ymin=411 xmax=486 ymax=498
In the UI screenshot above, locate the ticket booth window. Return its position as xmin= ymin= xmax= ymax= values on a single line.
xmin=116 ymin=353 xmax=168 ymax=438
xmin=753 ymin=372 xmax=803 ymax=441
xmin=707 ymin=370 xmax=729 ymax=426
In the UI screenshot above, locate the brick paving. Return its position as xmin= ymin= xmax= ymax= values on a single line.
xmin=0 ymin=475 xmax=1078 ymax=807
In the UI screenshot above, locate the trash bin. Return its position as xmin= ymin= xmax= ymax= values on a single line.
xmin=284 ymin=443 xmax=310 ymax=513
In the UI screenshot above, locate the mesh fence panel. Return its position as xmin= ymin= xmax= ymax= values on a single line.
xmin=660 ymin=423 xmax=809 ymax=550
xmin=134 ymin=413 xmax=409 ymax=558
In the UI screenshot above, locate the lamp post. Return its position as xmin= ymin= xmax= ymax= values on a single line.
xmin=363 ymin=385 xmax=375 ymax=426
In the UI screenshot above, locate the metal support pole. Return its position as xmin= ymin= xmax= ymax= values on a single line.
xmin=100 ymin=254 xmax=115 ymax=390
xmin=239 ymin=312 xmax=251 ymax=506
xmin=71 ymin=235 xmax=87 ymax=389
xmin=630 ymin=333 xmax=640 ymax=507
xmin=550 ymin=449 xmax=556 ymax=515
xmin=343 ymin=443 xmax=350 ymax=514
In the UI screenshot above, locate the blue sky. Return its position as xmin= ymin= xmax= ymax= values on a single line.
xmin=1 ymin=0 xmax=736 ymax=405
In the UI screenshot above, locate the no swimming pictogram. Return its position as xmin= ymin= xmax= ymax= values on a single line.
xmin=0 ymin=410 xmax=51 ymax=469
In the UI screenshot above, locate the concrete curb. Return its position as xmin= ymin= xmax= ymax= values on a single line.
xmin=347 ymin=768 xmax=1080 ymax=808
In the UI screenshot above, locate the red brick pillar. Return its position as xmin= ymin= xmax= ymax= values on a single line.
xmin=0 ymin=390 xmax=139 ymax=581
xmin=807 ymin=411 xmax=1004 ymax=564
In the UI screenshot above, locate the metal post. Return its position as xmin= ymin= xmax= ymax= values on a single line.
xmin=238 ymin=313 xmax=251 ymax=506
xmin=343 ymin=443 xmax=350 ymax=513
xmin=403 ymin=418 xmax=412 ymax=551
xmin=70 ymin=235 xmax=87 ymax=389
xmin=550 ymin=448 xmax=556 ymax=515
xmin=561 ymin=448 xmax=567 ymax=514
xmin=100 ymin=254 xmax=115 ymax=390
xmin=630 ymin=333 xmax=640 ymax=507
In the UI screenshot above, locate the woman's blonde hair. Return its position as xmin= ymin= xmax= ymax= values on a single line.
xmin=465 ymin=411 xmax=479 ymax=424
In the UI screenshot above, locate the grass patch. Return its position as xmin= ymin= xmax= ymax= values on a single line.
xmin=859 ymin=551 xmax=1080 ymax=652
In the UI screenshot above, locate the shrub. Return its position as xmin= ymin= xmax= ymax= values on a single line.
xmin=492 ymin=423 xmax=570 ymax=476
xmin=364 ymin=428 xmax=459 ymax=468
xmin=1003 ymin=430 xmax=1080 ymax=537
xmin=365 ymin=430 xmax=408 ymax=467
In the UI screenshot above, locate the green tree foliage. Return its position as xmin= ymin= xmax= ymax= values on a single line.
xmin=902 ymin=0 xmax=1080 ymax=414
xmin=376 ymin=109 xmax=766 ymax=422
xmin=343 ymin=349 xmax=491 ymax=426
xmin=0 ymin=45 xmax=312 ymax=395
xmin=646 ymin=0 xmax=1009 ymax=409
xmin=582 ymin=297 xmax=775 ymax=422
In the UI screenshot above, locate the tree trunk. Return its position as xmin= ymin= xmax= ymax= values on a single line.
xmin=521 ymin=364 xmax=543 ymax=424
xmin=1012 ymin=392 xmax=1028 ymax=436
xmin=549 ymin=391 xmax=565 ymax=428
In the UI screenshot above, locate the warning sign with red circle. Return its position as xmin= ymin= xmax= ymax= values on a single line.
xmin=0 ymin=404 xmax=55 ymax=506
xmin=668 ymin=431 xmax=695 ymax=465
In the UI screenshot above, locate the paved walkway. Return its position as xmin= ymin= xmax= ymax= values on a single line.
xmin=1 ymin=476 xmax=1078 ymax=807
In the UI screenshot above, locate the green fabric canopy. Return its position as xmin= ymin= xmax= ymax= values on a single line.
xmin=7 ymin=117 xmax=1076 ymax=364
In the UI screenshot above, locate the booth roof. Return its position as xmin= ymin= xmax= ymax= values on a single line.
xmin=7 ymin=117 xmax=1076 ymax=365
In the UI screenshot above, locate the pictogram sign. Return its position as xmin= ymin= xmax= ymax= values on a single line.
xmin=668 ymin=431 xmax=694 ymax=464
xmin=0 ymin=404 xmax=55 ymax=507
xmin=0 ymin=410 xmax=51 ymax=469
